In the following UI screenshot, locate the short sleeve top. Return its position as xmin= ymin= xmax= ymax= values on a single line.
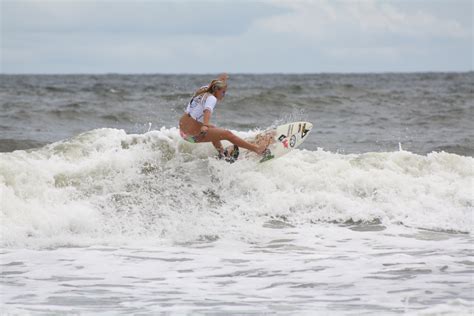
xmin=185 ymin=92 xmax=217 ymax=123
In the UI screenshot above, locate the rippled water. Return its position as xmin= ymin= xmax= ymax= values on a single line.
xmin=2 ymin=226 xmax=472 ymax=315
xmin=1 ymin=73 xmax=473 ymax=155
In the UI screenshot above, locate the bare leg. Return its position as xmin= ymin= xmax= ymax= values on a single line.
xmin=212 ymin=139 xmax=223 ymax=151
xmin=197 ymin=127 xmax=265 ymax=154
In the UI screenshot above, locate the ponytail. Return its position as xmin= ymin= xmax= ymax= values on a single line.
xmin=193 ymin=79 xmax=227 ymax=98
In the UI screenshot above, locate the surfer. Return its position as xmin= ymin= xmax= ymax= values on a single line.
xmin=179 ymin=73 xmax=268 ymax=159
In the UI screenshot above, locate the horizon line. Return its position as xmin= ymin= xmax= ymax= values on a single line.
xmin=1 ymin=70 xmax=473 ymax=76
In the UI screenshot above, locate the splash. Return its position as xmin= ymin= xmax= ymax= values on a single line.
xmin=1 ymin=128 xmax=472 ymax=248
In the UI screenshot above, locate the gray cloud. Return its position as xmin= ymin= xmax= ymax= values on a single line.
xmin=3 ymin=1 xmax=283 ymax=36
xmin=1 ymin=0 xmax=472 ymax=73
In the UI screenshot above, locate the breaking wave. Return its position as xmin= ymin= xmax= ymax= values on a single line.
xmin=1 ymin=128 xmax=472 ymax=248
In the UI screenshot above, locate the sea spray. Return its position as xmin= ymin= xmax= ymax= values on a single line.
xmin=1 ymin=128 xmax=472 ymax=248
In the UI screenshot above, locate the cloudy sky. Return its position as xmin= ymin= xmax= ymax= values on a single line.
xmin=1 ymin=0 xmax=472 ymax=73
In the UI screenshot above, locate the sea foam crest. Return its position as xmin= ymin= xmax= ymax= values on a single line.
xmin=1 ymin=128 xmax=472 ymax=248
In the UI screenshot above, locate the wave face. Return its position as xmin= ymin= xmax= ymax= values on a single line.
xmin=1 ymin=128 xmax=472 ymax=248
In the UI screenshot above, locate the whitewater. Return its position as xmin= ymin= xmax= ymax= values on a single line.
xmin=1 ymin=73 xmax=473 ymax=314
xmin=1 ymin=127 xmax=473 ymax=314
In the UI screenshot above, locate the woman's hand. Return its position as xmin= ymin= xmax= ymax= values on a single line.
xmin=218 ymin=73 xmax=228 ymax=82
xmin=200 ymin=125 xmax=209 ymax=135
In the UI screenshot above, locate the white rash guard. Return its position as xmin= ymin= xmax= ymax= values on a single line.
xmin=185 ymin=93 xmax=217 ymax=123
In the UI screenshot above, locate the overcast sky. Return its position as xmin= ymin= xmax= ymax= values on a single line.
xmin=1 ymin=0 xmax=472 ymax=74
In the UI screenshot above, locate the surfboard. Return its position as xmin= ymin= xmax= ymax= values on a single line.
xmin=222 ymin=121 xmax=313 ymax=163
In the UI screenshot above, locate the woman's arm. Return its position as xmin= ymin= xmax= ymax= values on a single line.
xmin=200 ymin=110 xmax=212 ymax=133
xmin=202 ymin=110 xmax=211 ymax=126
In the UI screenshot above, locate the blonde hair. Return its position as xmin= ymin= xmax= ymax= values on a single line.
xmin=193 ymin=79 xmax=227 ymax=98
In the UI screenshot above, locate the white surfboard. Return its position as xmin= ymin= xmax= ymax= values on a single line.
xmin=223 ymin=121 xmax=313 ymax=163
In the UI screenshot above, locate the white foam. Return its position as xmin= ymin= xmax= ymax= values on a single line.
xmin=1 ymin=128 xmax=472 ymax=248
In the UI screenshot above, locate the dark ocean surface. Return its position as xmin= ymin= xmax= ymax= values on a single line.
xmin=1 ymin=73 xmax=473 ymax=155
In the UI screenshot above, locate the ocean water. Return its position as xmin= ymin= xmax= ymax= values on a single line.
xmin=0 ymin=73 xmax=473 ymax=315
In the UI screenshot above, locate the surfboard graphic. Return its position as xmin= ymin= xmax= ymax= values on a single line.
xmin=229 ymin=121 xmax=313 ymax=163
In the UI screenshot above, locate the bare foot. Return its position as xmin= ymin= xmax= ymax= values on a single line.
xmin=256 ymin=144 xmax=268 ymax=155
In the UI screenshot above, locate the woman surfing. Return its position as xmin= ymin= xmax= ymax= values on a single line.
xmin=179 ymin=73 xmax=269 ymax=160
